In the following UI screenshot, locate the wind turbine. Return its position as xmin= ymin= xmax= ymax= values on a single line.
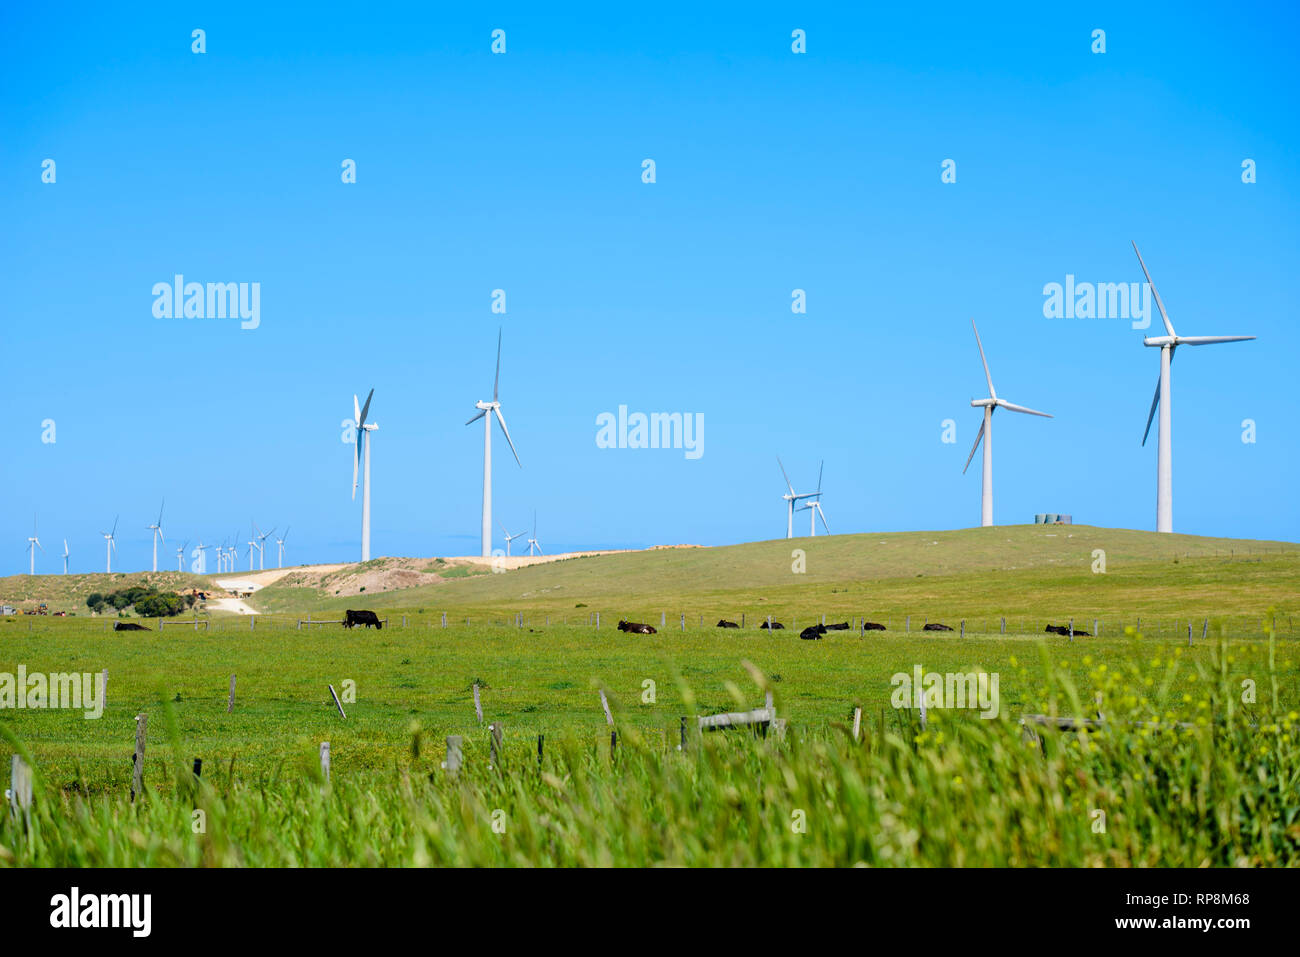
xmin=526 ymin=511 xmax=542 ymax=556
xmin=499 ymin=521 xmax=525 ymax=557
xmin=196 ymin=539 xmax=210 ymax=574
xmin=62 ymin=539 xmax=69 ymax=575
xmin=276 ymin=527 xmax=289 ymax=568
xmin=176 ymin=540 xmax=189 ymax=572
xmin=147 ymin=499 xmax=165 ymax=572
xmin=246 ymin=529 xmax=256 ymax=571
xmin=26 ymin=517 xmax=43 ymax=575
xmin=777 ymin=457 xmax=822 ymax=538
xmin=797 ymin=498 xmax=830 ymax=536
xmin=466 ymin=329 xmax=522 ymax=558
xmin=101 ymin=516 xmax=118 ymax=573
xmin=256 ymin=524 xmax=275 ymax=570
xmin=1132 ymin=242 xmax=1256 ymax=533
xmin=351 ymin=389 xmax=377 ymax=562
xmin=962 ymin=320 xmax=1052 ymax=527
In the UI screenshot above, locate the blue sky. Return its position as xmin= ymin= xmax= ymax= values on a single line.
xmin=3 ymin=2 xmax=1297 ymax=573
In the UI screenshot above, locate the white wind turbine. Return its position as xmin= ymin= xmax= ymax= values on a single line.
xmin=256 ymin=523 xmax=275 ymax=571
xmin=62 ymin=539 xmax=69 ymax=575
xmin=526 ymin=511 xmax=542 ymax=556
xmin=1132 ymin=242 xmax=1256 ymax=534
xmin=246 ymin=529 xmax=256 ymax=571
xmin=351 ymin=388 xmax=378 ymax=562
xmin=196 ymin=539 xmax=210 ymax=574
xmin=796 ymin=467 xmax=830 ymax=536
xmin=499 ymin=521 xmax=526 ymax=557
xmin=147 ymin=499 xmax=165 ymax=572
xmin=176 ymin=540 xmax=189 ymax=572
xmin=777 ymin=457 xmax=822 ymax=538
xmin=962 ymin=320 xmax=1052 ymax=527
xmin=101 ymin=516 xmax=118 ymax=573
xmin=466 ymin=329 xmax=522 ymax=558
xmin=26 ymin=517 xmax=43 ymax=575
xmin=276 ymin=527 xmax=289 ymax=568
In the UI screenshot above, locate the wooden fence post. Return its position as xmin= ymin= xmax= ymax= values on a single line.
xmin=101 ymin=669 xmax=108 ymax=709
xmin=960 ymin=619 xmax=965 ymax=638
xmin=441 ymin=612 xmax=447 ymax=628
xmin=661 ymin=612 xmax=666 ymax=628
xmin=473 ymin=683 xmax=483 ymax=723
xmin=680 ymin=614 xmax=685 ymax=632
xmin=131 ymin=714 xmax=147 ymax=801
xmin=599 ymin=690 xmax=613 ymax=726
xmin=444 ymin=736 xmax=462 ymax=773
xmin=227 ymin=674 xmax=236 ymax=713
xmin=489 ymin=723 xmax=503 ymax=769
xmin=1069 ymin=619 xmax=1074 ymax=642
xmin=852 ymin=707 xmax=862 ymax=742
xmin=319 ymin=742 xmax=330 ymax=783
xmin=679 ymin=716 xmax=687 ymax=750
xmin=1001 ymin=616 xmax=1006 ymax=634
xmin=9 ymin=755 xmax=33 ymax=825
xmin=905 ymin=615 xmax=910 ymax=633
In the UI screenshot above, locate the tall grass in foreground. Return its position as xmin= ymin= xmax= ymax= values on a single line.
xmin=3 ymin=634 xmax=1297 ymax=867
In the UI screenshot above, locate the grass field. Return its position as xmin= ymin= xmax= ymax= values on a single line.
xmin=2 ymin=525 xmax=1297 ymax=866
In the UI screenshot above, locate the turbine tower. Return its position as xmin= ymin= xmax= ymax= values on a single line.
xmin=466 ymin=329 xmax=521 ymax=558
xmin=147 ymin=499 xmax=165 ymax=572
xmin=797 ymin=498 xmax=830 ymax=536
xmin=26 ymin=517 xmax=43 ymax=575
xmin=176 ymin=540 xmax=189 ymax=572
xmin=276 ymin=527 xmax=289 ymax=568
xmin=777 ymin=457 xmax=822 ymax=538
xmin=526 ymin=511 xmax=542 ymax=556
xmin=962 ymin=320 xmax=1052 ymax=527
xmin=499 ymin=521 xmax=525 ymax=557
xmin=351 ymin=389 xmax=377 ymax=562
xmin=101 ymin=516 xmax=118 ymax=573
xmin=1132 ymin=242 xmax=1256 ymax=533
xmin=62 ymin=539 xmax=69 ymax=575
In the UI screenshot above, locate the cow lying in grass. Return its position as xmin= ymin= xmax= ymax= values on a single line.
xmin=1045 ymin=623 xmax=1091 ymax=637
xmin=114 ymin=621 xmax=148 ymax=631
xmin=343 ymin=609 xmax=383 ymax=629
xmin=617 ymin=619 xmax=656 ymax=634
xmin=862 ymin=622 xmax=886 ymax=631
xmin=923 ymin=622 xmax=954 ymax=632
xmin=759 ymin=620 xmax=785 ymax=629
xmin=800 ymin=622 xmax=851 ymax=640
xmin=716 ymin=619 xmax=740 ymax=628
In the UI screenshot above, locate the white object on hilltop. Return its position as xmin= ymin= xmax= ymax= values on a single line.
xmin=351 ymin=389 xmax=378 ymax=562
xmin=466 ymin=329 xmax=521 ymax=558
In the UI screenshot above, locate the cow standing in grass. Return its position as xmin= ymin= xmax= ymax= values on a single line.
xmin=344 ymin=609 xmax=383 ymax=629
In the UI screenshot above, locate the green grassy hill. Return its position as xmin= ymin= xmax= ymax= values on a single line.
xmin=250 ymin=526 xmax=1299 ymax=636
xmin=0 ymin=571 xmax=217 ymax=615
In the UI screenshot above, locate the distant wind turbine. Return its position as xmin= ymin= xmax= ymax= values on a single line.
xmin=276 ymin=527 xmax=289 ymax=568
xmin=1132 ymin=242 xmax=1256 ymax=533
xmin=962 ymin=320 xmax=1052 ymax=527
xmin=147 ymin=499 xmax=165 ymax=572
xmin=777 ymin=457 xmax=822 ymax=538
xmin=101 ymin=516 xmax=118 ymax=573
xmin=499 ymin=521 xmax=526 ymax=557
xmin=351 ymin=389 xmax=378 ymax=562
xmin=256 ymin=523 xmax=275 ymax=571
xmin=62 ymin=538 xmax=69 ymax=575
xmin=526 ymin=511 xmax=542 ymax=556
xmin=466 ymin=329 xmax=522 ymax=558
xmin=26 ymin=516 xmax=43 ymax=575
xmin=176 ymin=540 xmax=189 ymax=572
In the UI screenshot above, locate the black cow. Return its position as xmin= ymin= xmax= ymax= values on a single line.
xmin=862 ymin=622 xmax=886 ymax=631
xmin=344 ymin=609 xmax=383 ymax=629
xmin=1045 ymin=624 xmax=1091 ymax=637
xmin=759 ymin=620 xmax=785 ymax=630
xmin=114 ymin=621 xmax=148 ymax=631
xmin=923 ymin=622 xmax=954 ymax=632
xmin=716 ymin=619 xmax=740 ymax=628
xmin=824 ymin=622 xmax=850 ymax=631
xmin=800 ymin=624 xmax=827 ymax=640
xmin=618 ymin=619 xmax=657 ymax=634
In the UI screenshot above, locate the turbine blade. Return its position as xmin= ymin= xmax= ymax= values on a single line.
xmin=777 ymin=456 xmax=795 ymax=496
xmin=816 ymin=460 xmax=823 ymax=493
xmin=1176 ymin=335 xmax=1257 ymax=346
xmin=357 ymin=388 xmax=374 ymax=429
xmin=111 ymin=515 xmax=118 ymax=537
xmin=1132 ymin=241 xmax=1176 ymax=338
xmin=1141 ymin=375 xmax=1160 ymax=447
xmin=465 ymin=410 xmax=486 ymax=426
xmin=494 ymin=407 xmax=521 ymax=467
xmin=971 ymin=319 xmax=996 ymax=399
xmin=997 ymin=400 xmax=1053 ymax=418
xmin=817 ymin=504 xmax=830 ymax=534
xmin=493 ymin=328 xmax=502 ymax=401
xmin=962 ymin=417 xmax=986 ymax=474
xmin=353 ymin=393 xmax=361 ymax=424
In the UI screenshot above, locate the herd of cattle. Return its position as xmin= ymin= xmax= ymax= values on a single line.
xmin=616 ymin=618 xmax=1087 ymax=640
